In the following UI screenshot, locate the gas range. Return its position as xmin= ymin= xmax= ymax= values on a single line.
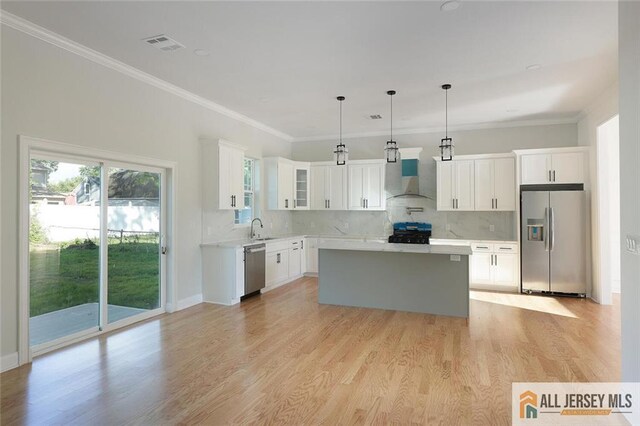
xmin=388 ymin=222 xmax=432 ymax=244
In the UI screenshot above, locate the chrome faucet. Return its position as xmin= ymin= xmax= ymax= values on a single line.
xmin=250 ymin=218 xmax=264 ymax=239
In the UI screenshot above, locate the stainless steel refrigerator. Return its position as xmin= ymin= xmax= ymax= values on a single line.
xmin=521 ymin=185 xmax=587 ymax=295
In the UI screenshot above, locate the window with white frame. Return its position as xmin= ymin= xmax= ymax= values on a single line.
xmin=234 ymin=158 xmax=255 ymax=225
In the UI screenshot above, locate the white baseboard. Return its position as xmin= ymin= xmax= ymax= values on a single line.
xmin=176 ymin=293 xmax=203 ymax=311
xmin=1 ymin=352 xmax=19 ymax=373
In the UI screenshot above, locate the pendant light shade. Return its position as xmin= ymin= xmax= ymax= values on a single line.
xmin=384 ymin=90 xmax=400 ymax=163
xmin=440 ymin=84 xmax=454 ymax=161
xmin=333 ymin=96 xmax=349 ymax=166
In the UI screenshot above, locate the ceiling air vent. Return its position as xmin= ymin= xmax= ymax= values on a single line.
xmin=142 ymin=34 xmax=185 ymax=52
xmin=369 ymin=114 xmax=383 ymax=120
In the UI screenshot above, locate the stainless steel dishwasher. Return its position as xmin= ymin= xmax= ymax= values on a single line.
xmin=244 ymin=243 xmax=266 ymax=297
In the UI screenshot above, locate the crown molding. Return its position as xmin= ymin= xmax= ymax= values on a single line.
xmin=0 ymin=11 xmax=294 ymax=142
xmin=291 ymin=116 xmax=581 ymax=143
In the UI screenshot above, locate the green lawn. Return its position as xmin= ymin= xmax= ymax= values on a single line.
xmin=30 ymin=240 xmax=160 ymax=317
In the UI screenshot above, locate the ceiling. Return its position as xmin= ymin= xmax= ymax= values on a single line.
xmin=2 ymin=1 xmax=618 ymax=141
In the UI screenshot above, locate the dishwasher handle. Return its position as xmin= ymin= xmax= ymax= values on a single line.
xmin=245 ymin=246 xmax=266 ymax=254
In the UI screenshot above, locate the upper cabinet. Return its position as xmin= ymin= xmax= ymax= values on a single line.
xmin=311 ymin=164 xmax=347 ymax=210
xmin=474 ymin=157 xmax=516 ymax=211
xmin=347 ymin=161 xmax=386 ymax=211
xmin=519 ymin=149 xmax=587 ymax=185
xmin=293 ymin=164 xmax=310 ymax=210
xmin=436 ymin=159 xmax=475 ymax=211
xmin=219 ymin=142 xmax=245 ymax=210
xmin=201 ymin=139 xmax=245 ymax=211
xmin=265 ymin=158 xmax=310 ymax=210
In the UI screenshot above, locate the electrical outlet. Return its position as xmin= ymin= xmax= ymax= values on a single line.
xmin=343 ymin=222 xmax=349 ymax=230
xmin=490 ymin=224 xmax=495 ymax=232
xmin=626 ymin=234 xmax=640 ymax=255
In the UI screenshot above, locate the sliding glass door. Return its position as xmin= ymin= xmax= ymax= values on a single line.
xmin=107 ymin=166 xmax=162 ymax=323
xmin=28 ymin=155 xmax=165 ymax=351
xmin=29 ymin=158 xmax=102 ymax=346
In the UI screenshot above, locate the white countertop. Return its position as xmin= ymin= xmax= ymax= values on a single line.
xmin=201 ymin=234 xmax=388 ymax=248
xmin=202 ymin=235 xmax=513 ymax=251
xmin=317 ymin=239 xmax=472 ymax=255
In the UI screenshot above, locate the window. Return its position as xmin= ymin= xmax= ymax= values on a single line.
xmin=235 ymin=158 xmax=255 ymax=225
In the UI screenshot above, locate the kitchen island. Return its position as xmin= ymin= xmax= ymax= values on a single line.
xmin=317 ymin=240 xmax=472 ymax=318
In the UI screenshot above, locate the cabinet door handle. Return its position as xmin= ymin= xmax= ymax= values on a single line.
xmin=328 ymin=199 xmax=330 ymax=209
xmin=495 ymin=255 xmax=498 ymax=266
xmin=548 ymin=170 xmax=552 ymax=182
xmin=277 ymin=253 xmax=280 ymax=264
xmin=553 ymin=170 xmax=556 ymax=182
xmin=495 ymin=198 xmax=498 ymax=209
xmin=301 ymin=240 xmax=304 ymax=249
xmin=365 ymin=199 xmax=368 ymax=209
xmin=452 ymin=198 xmax=455 ymax=209
xmin=491 ymin=198 xmax=494 ymax=209
xmin=285 ymin=199 xmax=288 ymax=209
xmin=294 ymin=199 xmax=297 ymax=209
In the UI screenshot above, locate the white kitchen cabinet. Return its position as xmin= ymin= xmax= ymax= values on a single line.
xmin=469 ymin=242 xmax=519 ymax=291
xmin=305 ymin=238 xmax=318 ymax=274
xmin=266 ymin=250 xmax=289 ymax=286
xmin=347 ymin=161 xmax=386 ymax=211
xmin=469 ymin=244 xmax=493 ymax=284
xmin=519 ymin=149 xmax=586 ymax=184
xmin=217 ymin=141 xmax=245 ymax=210
xmin=266 ymin=158 xmax=311 ymax=210
xmin=293 ymin=165 xmax=310 ymax=210
xmin=310 ymin=165 xmax=347 ymax=210
xmin=289 ymin=243 xmax=302 ymax=277
xmin=201 ymin=246 xmax=245 ymax=305
xmin=474 ymin=157 xmax=516 ymax=211
xmin=436 ymin=160 xmax=475 ymax=211
xmin=493 ymin=252 xmax=518 ymax=286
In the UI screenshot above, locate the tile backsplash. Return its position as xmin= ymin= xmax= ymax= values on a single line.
xmin=291 ymin=197 xmax=517 ymax=241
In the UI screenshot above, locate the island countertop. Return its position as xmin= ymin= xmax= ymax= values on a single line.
xmin=317 ymin=240 xmax=472 ymax=256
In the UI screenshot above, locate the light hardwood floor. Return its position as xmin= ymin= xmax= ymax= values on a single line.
xmin=1 ymin=277 xmax=620 ymax=425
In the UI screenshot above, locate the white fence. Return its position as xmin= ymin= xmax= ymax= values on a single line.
xmin=31 ymin=203 xmax=159 ymax=243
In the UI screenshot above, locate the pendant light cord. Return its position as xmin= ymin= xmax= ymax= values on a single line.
xmin=339 ymin=100 xmax=343 ymax=143
xmin=445 ymin=88 xmax=448 ymax=139
xmin=390 ymin=94 xmax=393 ymax=141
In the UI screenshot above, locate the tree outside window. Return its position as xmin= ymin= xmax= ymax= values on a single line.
xmin=235 ymin=158 xmax=255 ymax=225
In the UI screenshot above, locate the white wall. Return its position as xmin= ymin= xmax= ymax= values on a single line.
xmin=0 ymin=26 xmax=292 ymax=358
xmin=292 ymin=123 xmax=578 ymax=161
xmin=619 ymin=0 xmax=640 ymax=385
xmin=577 ymin=84 xmax=619 ymax=304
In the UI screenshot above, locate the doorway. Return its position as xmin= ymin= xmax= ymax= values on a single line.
xmin=596 ymin=115 xmax=621 ymax=304
xmin=20 ymin=137 xmax=173 ymax=361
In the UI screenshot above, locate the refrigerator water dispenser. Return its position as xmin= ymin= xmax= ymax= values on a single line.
xmin=526 ymin=220 xmax=544 ymax=242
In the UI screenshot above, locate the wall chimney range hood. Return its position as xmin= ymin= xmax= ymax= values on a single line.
xmin=385 ymin=147 xmax=424 ymax=198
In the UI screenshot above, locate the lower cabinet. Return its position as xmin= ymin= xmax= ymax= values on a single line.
xmin=469 ymin=242 xmax=519 ymax=290
xmin=265 ymin=238 xmax=306 ymax=289
xmin=305 ymin=238 xmax=318 ymax=274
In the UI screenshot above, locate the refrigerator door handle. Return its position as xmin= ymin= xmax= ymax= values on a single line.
xmin=549 ymin=207 xmax=555 ymax=251
xmin=544 ymin=207 xmax=550 ymax=252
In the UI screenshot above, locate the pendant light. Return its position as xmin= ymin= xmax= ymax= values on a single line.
xmin=333 ymin=96 xmax=348 ymax=165
xmin=440 ymin=84 xmax=454 ymax=161
xmin=384 ymin=90 xmax=400 ymax=163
